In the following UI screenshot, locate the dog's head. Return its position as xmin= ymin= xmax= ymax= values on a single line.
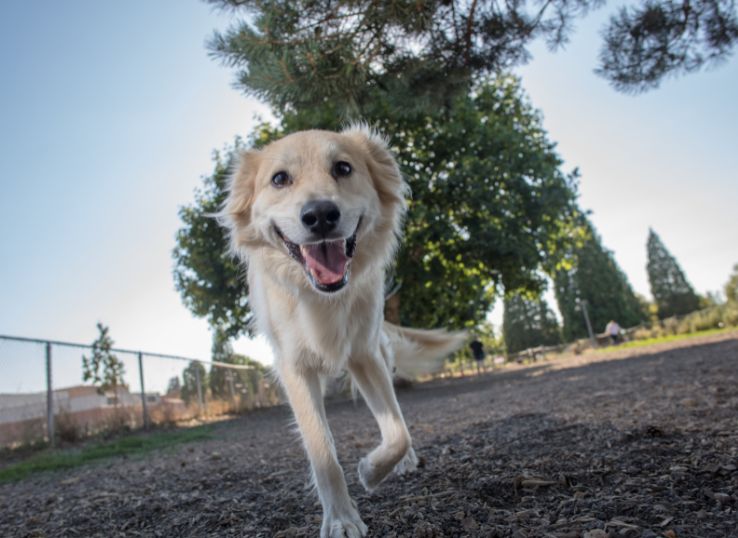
xmin=221 ymin=126 xmax=407 ymax=295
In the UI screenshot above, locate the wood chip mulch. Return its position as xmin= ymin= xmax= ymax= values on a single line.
xmin=1 ymin=333 xmax=736 ymax=537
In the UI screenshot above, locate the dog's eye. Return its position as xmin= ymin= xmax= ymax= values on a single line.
xmin=271 ymin=171 xmax=291 ymax=188
xmin=333 ymin=161 xmax=352 ymax=178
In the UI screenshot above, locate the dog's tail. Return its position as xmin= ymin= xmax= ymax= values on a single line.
xmin=383 ymin=322 xmax=467 ymax=380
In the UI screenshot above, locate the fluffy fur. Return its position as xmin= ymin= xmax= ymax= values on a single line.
xmin=220 ymin=126 xmax=465 ymax=537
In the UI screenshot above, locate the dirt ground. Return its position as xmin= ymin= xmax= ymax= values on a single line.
xmin=1 ymin=333 xmax=737 ymax=538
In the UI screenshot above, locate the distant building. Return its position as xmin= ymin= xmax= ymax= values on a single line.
xmin=0 ymin=385 xmax=160 ymax=446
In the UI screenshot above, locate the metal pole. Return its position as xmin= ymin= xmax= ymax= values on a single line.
xmin=195 ymin=365 xmax=205 ymax=415
xmin=137 ymin=352 xmax=149 ymax=429
xmin=45 ymin=342 xmax=55 ymax=447
xmin=228 ymin=369 xmax=236 ymax=407
xmin=580 ymin=299 xmax=596 ymax=346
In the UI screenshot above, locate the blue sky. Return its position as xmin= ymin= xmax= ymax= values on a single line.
xmin=1 ymin=2 xmax=736 ymax=392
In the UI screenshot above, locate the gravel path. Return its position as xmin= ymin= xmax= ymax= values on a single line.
xmin=2 ymin=333 xmax=737 ymax=537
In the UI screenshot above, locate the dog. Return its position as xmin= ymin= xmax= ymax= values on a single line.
xmin=220 ymin=126 xmax=465 ymax=537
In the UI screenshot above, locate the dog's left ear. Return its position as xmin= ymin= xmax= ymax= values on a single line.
xmin=342 ymin=125 xmax=408 ymax=211
xmin=219 ymin=149 xmax=262 ymax=255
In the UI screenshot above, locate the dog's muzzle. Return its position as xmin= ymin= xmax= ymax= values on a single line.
xmin=274 ymin=218 xmax=361 ymax=293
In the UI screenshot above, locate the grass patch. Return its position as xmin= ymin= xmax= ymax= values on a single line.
xmin=599 ymin=327 xmax=736 ymax=352
xmin=0 ymin=425 xmax=212 ymax=484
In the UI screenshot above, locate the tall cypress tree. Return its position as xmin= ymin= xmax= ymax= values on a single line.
xmin=554 ymin=220 xmax=645 ymax=341
xmin=647 ymin=229 xmax=700 ymax=318
xmin=503 ymin=293 xmax=561 ymax=354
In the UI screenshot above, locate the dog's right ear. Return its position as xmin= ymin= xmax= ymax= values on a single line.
xmin=219 ymin=149 xmax=262 ymax=254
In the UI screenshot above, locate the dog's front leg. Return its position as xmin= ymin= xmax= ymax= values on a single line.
xmin=348 ymin=353 xmax=417 ymax=491
xmin=279 ymin=364 xmax=367 ymax=538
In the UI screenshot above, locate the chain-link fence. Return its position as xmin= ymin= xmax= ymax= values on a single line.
xmin=0 ymin=335 xmax=282 ymax=448
xmin=5 ymin=304 xmax=735 ymax=447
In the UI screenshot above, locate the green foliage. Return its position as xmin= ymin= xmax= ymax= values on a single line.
xmin=476 ymin=322 xmax=505 ymax=358
xmin=81 ymin=323 xmax=126 ymax=397
xmin=190 ymin=0 xmax=736 ymax=348
xmin=554 ymin=220 xmax=646 ymax=341
xmin=646 ymin=229 xmax=700 ymax=318
xmin=208 ymin=328 xmax=267 ymax=399
xmin=172 ymin=142 xmax=252 ymax=339
xmin=180 ymin=361 xmax=207 ymax=406
xmin=206 ymin=0 xmax=590 ymax=116
xmin=387 ymin=79 xmax=580 ymax=329
xmin=455 ymin=321 xmax=504 ymax=364
xmin=601 ymin=326 xmax=735 ymax=352
xmin=628 ymin=302 xmax=738 ymax=341
xmin=724 ymin=263 xmax=738 ymax=304
xmin=166 ymin=376 xmax=181 ymax=397
xmin=206 ymin=0 xmax=738 ymax=109
xmin=502 ymin=292 xmax=561 ymax=354
xmin=598 ymin=0 xmax=738 ymax=93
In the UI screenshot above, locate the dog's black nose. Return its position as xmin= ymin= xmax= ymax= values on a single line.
xmin=300 ymin=200 xmax=341 ymax=236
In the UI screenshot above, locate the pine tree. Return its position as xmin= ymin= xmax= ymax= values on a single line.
xmin=554 ymin=221 xmax=645 ymax=341
xmin=647 ymin=229 xmax=700 ymax=318
xmin=502 ymin=293 xmax=561 ymax=354
xmin=206 ymin=0 xmax=738 ymax=104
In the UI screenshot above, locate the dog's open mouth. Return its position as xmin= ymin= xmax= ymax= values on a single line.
xmin=275 ymin=222 xmax=359 ymax=293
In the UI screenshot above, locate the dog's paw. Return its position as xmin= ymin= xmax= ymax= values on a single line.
xmin=320 ymin=503 xmax=367 ymax=538
xmin=357 ymin=455 xmax=381 ymax=492
xmin=394 ymin=446 xmax=418 ymax=476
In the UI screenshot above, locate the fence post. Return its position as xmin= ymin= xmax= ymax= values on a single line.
xmin=579 ymin=299 xmax=597 ymax=346
xmin=45 ymin=342 xmax=55 ymax=447
xmin=195 ymin=365 xmax=206 ymax=415
xmin=138 ymin=352 xmax=149 ymax=429
xmin=228 ymin=369 xmax=236 ymax=408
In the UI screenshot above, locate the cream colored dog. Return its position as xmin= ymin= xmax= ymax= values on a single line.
xmin=220 ymin=126 xmax=465 ymax=537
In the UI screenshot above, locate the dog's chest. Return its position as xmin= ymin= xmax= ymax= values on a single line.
xmin=294 ymin=295 xmax=376 ymax=372
xmin=251 ymin=258 xmax=383 ymax=372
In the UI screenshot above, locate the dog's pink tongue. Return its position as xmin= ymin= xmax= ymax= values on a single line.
xmin=302 ymin=242 xmax=348 ymax=285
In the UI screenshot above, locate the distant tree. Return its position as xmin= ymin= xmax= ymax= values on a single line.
xmin=635 ymin=292 xmax=659 ymax=322
xmin=208 ymin=327 xmax=267 ymax=399
xmin=646 ymin=229 xmax=700 ymax=318
xmin=455 ymin=320 xmax=504 ymax=365
xmin=722 ymin=264 xmax=738 ymax=303
xmin=166 ymin=376 xmax=181 ymax=398
xmin=208 ymin=327 xmax=234 ymax=400
xmin=502 ymin=292 xmax=561 ymax=354
xmin=172 ymin=142 xmax=252 ymax=339
xmin=181 ymin=361 xmax=208 ymax=406
xmin=206 ymin=0 xmax=738 ymax=113
xmin=699 ymin=291 xmax=723 ymax=308
xmin=82 ymin=323 xmax=127 ymax=400
xmin=554 ymin=220 xmax=645 ymax=340
xmin=476 ymin=321 xmax=505 ymax=358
